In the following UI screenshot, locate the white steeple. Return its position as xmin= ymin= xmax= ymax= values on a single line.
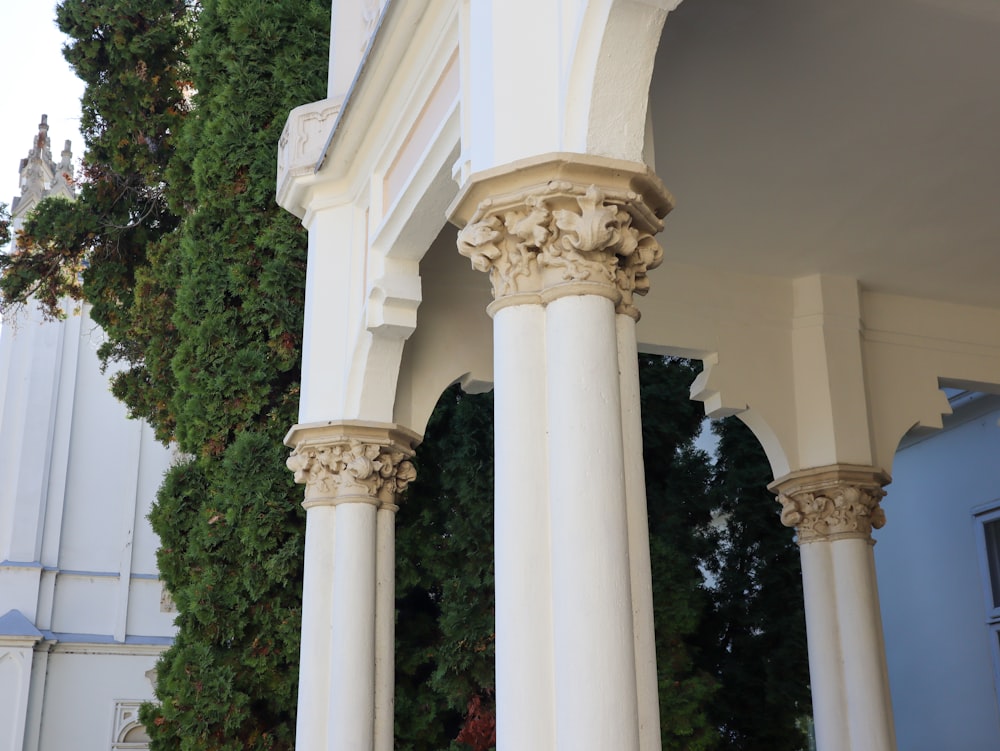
xmin=10 ymin=114 xmax=75 ymax=222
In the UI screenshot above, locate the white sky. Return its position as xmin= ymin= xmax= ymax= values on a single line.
xmin=0 ymin=0 xmax=84 ymax=214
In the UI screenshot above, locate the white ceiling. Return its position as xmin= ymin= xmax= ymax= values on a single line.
xmin=650 ymin=0 xmax=1000 ymax=307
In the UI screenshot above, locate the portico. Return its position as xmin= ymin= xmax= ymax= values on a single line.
xmin=276 ymin=1 xmax=1000 ymax=750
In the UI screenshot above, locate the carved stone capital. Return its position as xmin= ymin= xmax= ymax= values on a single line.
xmin=768 ymin=465 xmax=891 ymax=544
xmin=449 ymin=154 xmax=673 ymax=319
xmin=284 ymin=421 xmax=420 ymax=510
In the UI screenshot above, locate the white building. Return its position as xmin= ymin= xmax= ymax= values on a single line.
xmin=0 ymin=116 xmax=176 ymax=751
xmin=878 ymin=393 xmax=1000 ymax=751
xmin=276 ymin=2 xmax=1000 ymax=751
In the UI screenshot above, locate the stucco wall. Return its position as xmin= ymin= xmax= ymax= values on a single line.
xmin=876 ymin=396 xmax=1000 ymax=750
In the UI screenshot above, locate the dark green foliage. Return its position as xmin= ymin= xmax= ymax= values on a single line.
xmin=395 ymin=386 xmax=496 ymax=750
xmin=639 ymin=357 xmax=721 ymax=750
xmin=0 ymin=198 xmax=89 ymax=311
xmin=166 ymin=0 xmax=325 ymax=456
xmin=144 ymin=432 xmax=305 ymax=750
xmin=1 ymin=0 xmax=189 ymax=334
xmin=137 ymin=0 xmax=329 ymax=748
xmin=701 ymin=418 xmax=812 ymax=751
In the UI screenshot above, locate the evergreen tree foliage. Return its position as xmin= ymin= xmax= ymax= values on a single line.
xmin=395 ymin=386 xmax=496 ymax=750
xmin=701 ymin=418 xmax=812 ymax=751
xmin=134 ymin=0 xmax=330 ymax=748
xmin=145 ymin=431 xmax=305 ymax=750
xmin=1 ymin=0 xmax=189 ymax=334
xmin=639 ymin=357 xmax=721 ymax=750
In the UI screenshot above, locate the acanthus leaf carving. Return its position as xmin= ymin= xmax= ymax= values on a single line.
xmin=287 ymin=438 xmax=417 ymax=508
xmin=456 ymin=180 xmax=666 ymax=317
xmin=777 ymin=482 xmax=887 ymax=544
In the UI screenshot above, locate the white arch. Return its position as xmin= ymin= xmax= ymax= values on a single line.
xmin=564 ymin=0 xmax=683 ymax=161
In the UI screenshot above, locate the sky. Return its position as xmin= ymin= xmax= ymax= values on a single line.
xmin=0 ymin=0 xmax=85 ymax=215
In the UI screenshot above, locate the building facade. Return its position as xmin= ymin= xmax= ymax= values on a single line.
xmin=878 ymin=393 xmax=1000 ymax=751
xmin=276 ymin=1 xmax=1000 ymax=750
xmin=0 ymin=117 xmax=176 ymax=751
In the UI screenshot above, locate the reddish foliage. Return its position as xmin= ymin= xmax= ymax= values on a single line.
xmin=455 ymin=694 xmax=496 ymax=751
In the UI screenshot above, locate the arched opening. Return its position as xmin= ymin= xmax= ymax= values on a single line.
xmin=391 ymin=356 xmax=811 ymax=749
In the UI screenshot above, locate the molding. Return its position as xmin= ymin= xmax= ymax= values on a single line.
xmin=276 ymin=97 xmax=344 ymax=217
xmin=43 ymin=637 xmax=172 ymax=656
xmin=769 ymin=464 xmax=891 ymax=544
xmin=283 ymin=0 xmax=459 ymax=212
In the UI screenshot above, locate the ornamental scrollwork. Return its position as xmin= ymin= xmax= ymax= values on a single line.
xmin=777 ymin=483 xmax=887 ymax=543
xmin=456 ymin=182 xmax=664 ymax=318
xmin=287 ymin=439 xmax=416 ymax=506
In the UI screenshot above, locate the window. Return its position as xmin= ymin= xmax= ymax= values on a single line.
xmin=111 ymin=701 xmax=150 ymax=751
xmin=973 ymin=504 xmax=1000 ymax=693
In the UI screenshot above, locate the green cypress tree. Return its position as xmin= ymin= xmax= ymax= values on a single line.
xmin=1 ymin=0 xmax=189 ymax=331
xmin=137 ymin=1 xmax=330 ymax=748
xmin=395 ymin=386 xmax=496 ymax=750
xmin=700 ymin=418 xmax=812 ymax=751
xmin=639 ymin=356 xmax=721 ymax=751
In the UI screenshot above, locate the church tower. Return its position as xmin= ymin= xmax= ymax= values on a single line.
xmin=10 ymin=114 xmax=75 ymax=223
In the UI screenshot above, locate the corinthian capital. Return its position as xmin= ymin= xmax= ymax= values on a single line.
xmin=284 ymin=421 xmax=420 ymax=509
xmin=450 ymin=154 xmax=673 ymax=319
xmin=769 ymin=465 xmax=891 ymax=544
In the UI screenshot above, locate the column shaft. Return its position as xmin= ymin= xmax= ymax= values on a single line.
xmin=547 ymin=294 xmax=639 ymax=751
xmin=799 ymin=541 xmax=849 ymax=750
xmin=493 ymin=303 xmax=556 ymax=751
xmin=450 ymin=155 xmax=672 ymax=751
xmin=286 ymin=421 xmax=418 ymax=751
xmin=616 ymin=315 xmax=661 ymax=751
xmin=832 ymin=540 xmax=895 ymax=751
xmin=374 ymin=505 xmax=397 ymax=751
xmin=328 ymin=502 xmax=378 ymax=750
xmin=296 ymin=506 xmax=336 ymax=751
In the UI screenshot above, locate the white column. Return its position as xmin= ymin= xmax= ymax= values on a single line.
xmin=452 ymin=156 xmax=672 ymax=751
xmin=493 ymin=302 xmax=556 ymax=751
xmin=834 ymin=539 xmax=895 ymax=751
xmin=374 ymin=502 xmax=397 ymax=751
xmin=772 ymin=464 xmax=897 ymax=751
xmin=617 ymin=315 xmax=661 ymax=751
xmin=286 ymin=421 xmax=419 ymax=751
xmin=295 ymin=505 xmax=335 ymax=751
xmin=329 ymin=502 xmax=378 ymax=749
xmin=547 ymin=293 xmax=639 ymax=751
xmin=798 ymin=541 xmax=849 ymax=750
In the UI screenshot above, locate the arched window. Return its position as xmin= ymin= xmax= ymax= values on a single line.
xmin=111 ymin=701 xmax=151 ymax=751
